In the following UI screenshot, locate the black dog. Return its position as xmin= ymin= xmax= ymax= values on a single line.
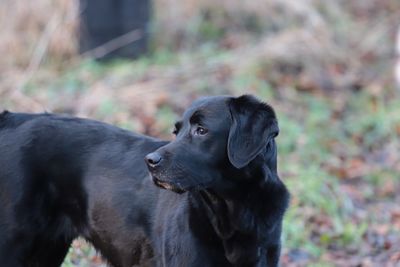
xmin=0 ymin=94 xmax=288 ymax=267
xmin=145 ymin=95 xmax=289 ymax=266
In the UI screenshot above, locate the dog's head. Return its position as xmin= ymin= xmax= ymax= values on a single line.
xmin=145 ymin=95 xmax=279 ymax=193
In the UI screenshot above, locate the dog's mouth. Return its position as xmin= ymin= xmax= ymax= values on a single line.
xmin=152 ymin=177 xmax=186 ymax=194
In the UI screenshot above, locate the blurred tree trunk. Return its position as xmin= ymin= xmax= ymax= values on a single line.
xmin=79 ymin=0 xmax=151 ymax=60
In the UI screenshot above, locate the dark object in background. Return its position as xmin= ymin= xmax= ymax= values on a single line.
xmin=79 ymin=0 xmax=151 ymax=60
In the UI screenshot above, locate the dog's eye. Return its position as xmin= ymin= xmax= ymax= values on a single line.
xmin=172 ymin=127 xmax=179 ymax=135
xmin=194 ymin=126 xmax=208 ymax=136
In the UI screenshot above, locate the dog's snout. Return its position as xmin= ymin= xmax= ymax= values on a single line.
xmin=145 ymin=152 xmax=162 ymax=168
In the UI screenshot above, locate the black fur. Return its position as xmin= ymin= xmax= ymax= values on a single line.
xmin=146 ymin=95 xmax=289 ymax=266
xmin=0 ymin=111 xmax=165 ymax=267
xmin=0 ymin=95 xmax=289 ymax=267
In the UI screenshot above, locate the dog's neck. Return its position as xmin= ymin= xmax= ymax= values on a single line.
xmin=190 ymin=160 xmax=287 ymax=266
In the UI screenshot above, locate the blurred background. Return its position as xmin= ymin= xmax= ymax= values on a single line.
xmin=1 ymin=0 xmax=400 ymax=266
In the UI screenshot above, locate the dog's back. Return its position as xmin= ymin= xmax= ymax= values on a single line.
xmin=0 ymin=110 xmax=39 ymax=129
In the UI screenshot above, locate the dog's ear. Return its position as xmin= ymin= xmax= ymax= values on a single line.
xmin=227 ymin=95 xmax=279 ymax=169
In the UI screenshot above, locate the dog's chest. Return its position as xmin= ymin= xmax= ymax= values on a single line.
xmin=153 ymin=193 xmax=225 ymax=266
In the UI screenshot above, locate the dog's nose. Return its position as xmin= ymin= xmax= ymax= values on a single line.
xmin=145 ymin=152 xmax=162 ymax=168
